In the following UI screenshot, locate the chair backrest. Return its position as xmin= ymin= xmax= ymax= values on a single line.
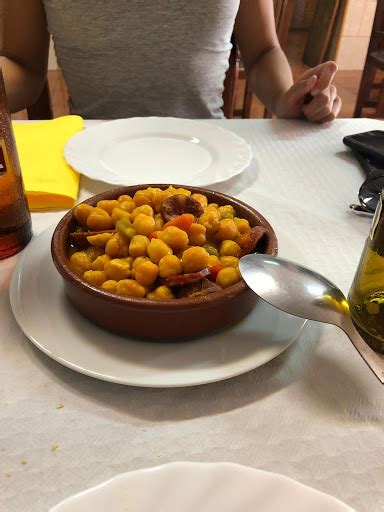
xmin=367 ymin=0 xmax=384 ymax=54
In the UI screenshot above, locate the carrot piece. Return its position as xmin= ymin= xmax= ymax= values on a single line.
xmin=163 ymin=213 xmax=195 ymax=232
xmin=207 ymin=265 xmax=224 ymax=282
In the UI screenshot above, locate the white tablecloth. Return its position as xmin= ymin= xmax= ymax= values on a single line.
xmin=1 ymin=119 xmax=384 ymax=512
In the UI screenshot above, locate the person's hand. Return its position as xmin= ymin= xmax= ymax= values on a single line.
xmin=275 ymin=61 xmax=342 ymax=123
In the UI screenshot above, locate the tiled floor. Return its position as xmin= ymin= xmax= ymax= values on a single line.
xmin=12 ymin=31 xmax=363 ymax=120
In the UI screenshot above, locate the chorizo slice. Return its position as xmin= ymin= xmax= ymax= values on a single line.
xmin=175 ymin=278 xmax=222 ymax=298
xmin=164 ymin=267 xmax=210 ymax=287
xmin=70 ymin=230 xmax=116 ymax=248
xmin=238 ymin=226 xmax=268 ymax=257
xmin=161 ymin=194 xmax=204 ymax=222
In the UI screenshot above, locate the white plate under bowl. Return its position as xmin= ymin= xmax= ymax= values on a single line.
xmin=64 ymin=117 xmax=252 ymax=186
xmin=10 ymin=226 xmax=306 ymax=388
xmin=50 ymin=462 xmax=354 ymax=512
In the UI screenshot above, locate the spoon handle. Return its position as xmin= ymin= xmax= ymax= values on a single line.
xmin=340 ymin=315 xmax=384 ymax=384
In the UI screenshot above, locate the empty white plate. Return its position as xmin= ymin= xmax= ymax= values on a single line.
xmin=64 ymin=117 xmax=252 ymax=186
xmin=50 ymin=462 xmax=354 ymax=512
xmin=9 ymin=226 xmax=306 ymax=388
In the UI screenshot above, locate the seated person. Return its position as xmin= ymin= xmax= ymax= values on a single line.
xmin=1 ymin=0 xmax=341 ymax=122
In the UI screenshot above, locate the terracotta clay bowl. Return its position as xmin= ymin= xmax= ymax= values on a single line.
xmin=51 ymin=184 xmax=278 ymax=340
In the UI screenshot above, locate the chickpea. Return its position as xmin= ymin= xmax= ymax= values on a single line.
xmin=91 ymin=254 xmax=111 ymax=271
xmin=131 ymin=204 xmax=154 ymax=220
xmin=207 ymin=203 xmax=219 ymax=209
xmin=132 ymin=213 xmax=156 ymax=236
xmin=158 ymin=226 xmax=188 ymax=252
xmin=86 ymin=207 xmax=113 ymax=231
xmin=152 ymin=190 xmax=167 ymax=213
xmin=135 ymin=260 xmax=159 ymax=286
xmin=133 ymin=189 xmax=152 ymax=207
xmin=83 ymin=270 xmax=107 ymax=287
xmin=220 ymin=256 xmax=239 ymax=268
xmin=119 ymin=200 xmax=136 ymax=213
xmin=104 ymin=258 xmax=131 ymax=280
xmin=105 ymin=232 xmax=127 ymax=258
xmin=163 ymin=186 xmax=174 ymax=196
xmin=74 ymin=204 xmax=94 ymax=226
xmin=170 ymin=187 xmax=191 ymax=196
xmin=101 ymin=280 xmax=118 ymax=293
xmin=154 ymin=213 xmax=164 ymax=231
xmin=233 ymin=217 xmax=251 ymax=235
xmin=146 ymin=187 xmax=163 ymax=203
xmin=125 ymin=256 xmax=134 ymax=267
xmin=188 ymin=223 xmax=206 ymax=246
xmin=207 ymin=254 xmax=220 ymax=267
xmin=175 ymin=245 xmax=191 ymax=259
xmin=111 ymin=207 xmax=129 ymax=225
xmin=116 ymin=279 xmax=146 ymax=298
xmin=218 ymin=205 xmax=235 ymax=219
xmin=199 ymin=209 xmax=220 ymax=234
xmin=147 ymin=286 xmax=175 ymax=300
xmin=182 ymin=246 xmax=210 ymax=273
xmin=129 ymin=235 xmax=150 ymax=258
xmin=158 ymin=254 xmax=183 ymax=278
xmin=118 ymin=194 xmax=133 ymax=203
xmin=96 ymin=199 xmax=120 ymax=215
xmin=86 ymin=232 xmax=113 ymax=247
xmin=147 ymin=239 xmax=173 ymax=264
xmin=216 ymin=267 xmax=241 ymax=288
xmin=215 ymin=219 xmax=239 ymax=242
xmin=131 ymin=256 xmax=150 ymax=278
xmin=191 ymin=193 xmax=208 ymax=208
xmin=85 ymin=246 xmax=104 ymax=261
xmin=121 ymin=241 xmax=131 ymax=258
xmin=219 ymin=240 xmax=241 ymax=257
xmin=70 ymin=251 xmax=93 ymax=275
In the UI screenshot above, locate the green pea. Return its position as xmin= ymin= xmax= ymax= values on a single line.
xmin=122 ymin=227 xmax=137 ymax=240
xmin=203 ymin=243 xmax=219 ymax=257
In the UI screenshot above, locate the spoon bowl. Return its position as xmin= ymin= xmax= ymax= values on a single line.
xmin=239 ymin=254 xmax=384 ymax=384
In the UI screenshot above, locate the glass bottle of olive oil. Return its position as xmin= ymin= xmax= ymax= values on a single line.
xmin=348 ymin=191 xmax=384 ymax=353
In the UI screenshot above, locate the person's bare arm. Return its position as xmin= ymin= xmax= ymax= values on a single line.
xmin=235 ymin=0 xmax=341 ymax=122
xmin=235 ymin=0 xmax=292 ymax=114
xmin=1 ymin=0 xmax=50 ymax=113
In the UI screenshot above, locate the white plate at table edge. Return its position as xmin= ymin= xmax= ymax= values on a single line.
xmin=10 ymin=225 xmax=306 ymax=388
xmin=50 ymin=461 xmax=354 ymax=512
xmin=64 ymin=117 xmax=253 ymax=187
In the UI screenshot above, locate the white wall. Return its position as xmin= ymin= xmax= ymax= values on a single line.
xmin=336 ymin=0 xmax=377 ymax=70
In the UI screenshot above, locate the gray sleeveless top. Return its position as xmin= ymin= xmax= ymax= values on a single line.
xmin=42 ymin=1 xmax=240 ymax=119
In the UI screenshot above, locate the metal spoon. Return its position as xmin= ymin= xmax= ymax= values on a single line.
xmin=239 ymin=254 xmax=384 ymax=384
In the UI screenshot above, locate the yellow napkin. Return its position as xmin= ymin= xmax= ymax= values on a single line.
xmin=13 ymin=115 xmax=84 ymax=211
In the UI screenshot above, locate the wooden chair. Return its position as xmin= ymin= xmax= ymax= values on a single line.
xmin=223 ymin=0 xmax=295 ymax=119
xmin=354 ymin=0 xmax=384 ymax=118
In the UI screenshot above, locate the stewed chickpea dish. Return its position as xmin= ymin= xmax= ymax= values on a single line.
xmin=69 ymin=186 xmax=267 ymax=300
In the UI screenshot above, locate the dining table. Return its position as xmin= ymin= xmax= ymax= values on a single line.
xmin=1 ymin=117 xmax=384 ymax=512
